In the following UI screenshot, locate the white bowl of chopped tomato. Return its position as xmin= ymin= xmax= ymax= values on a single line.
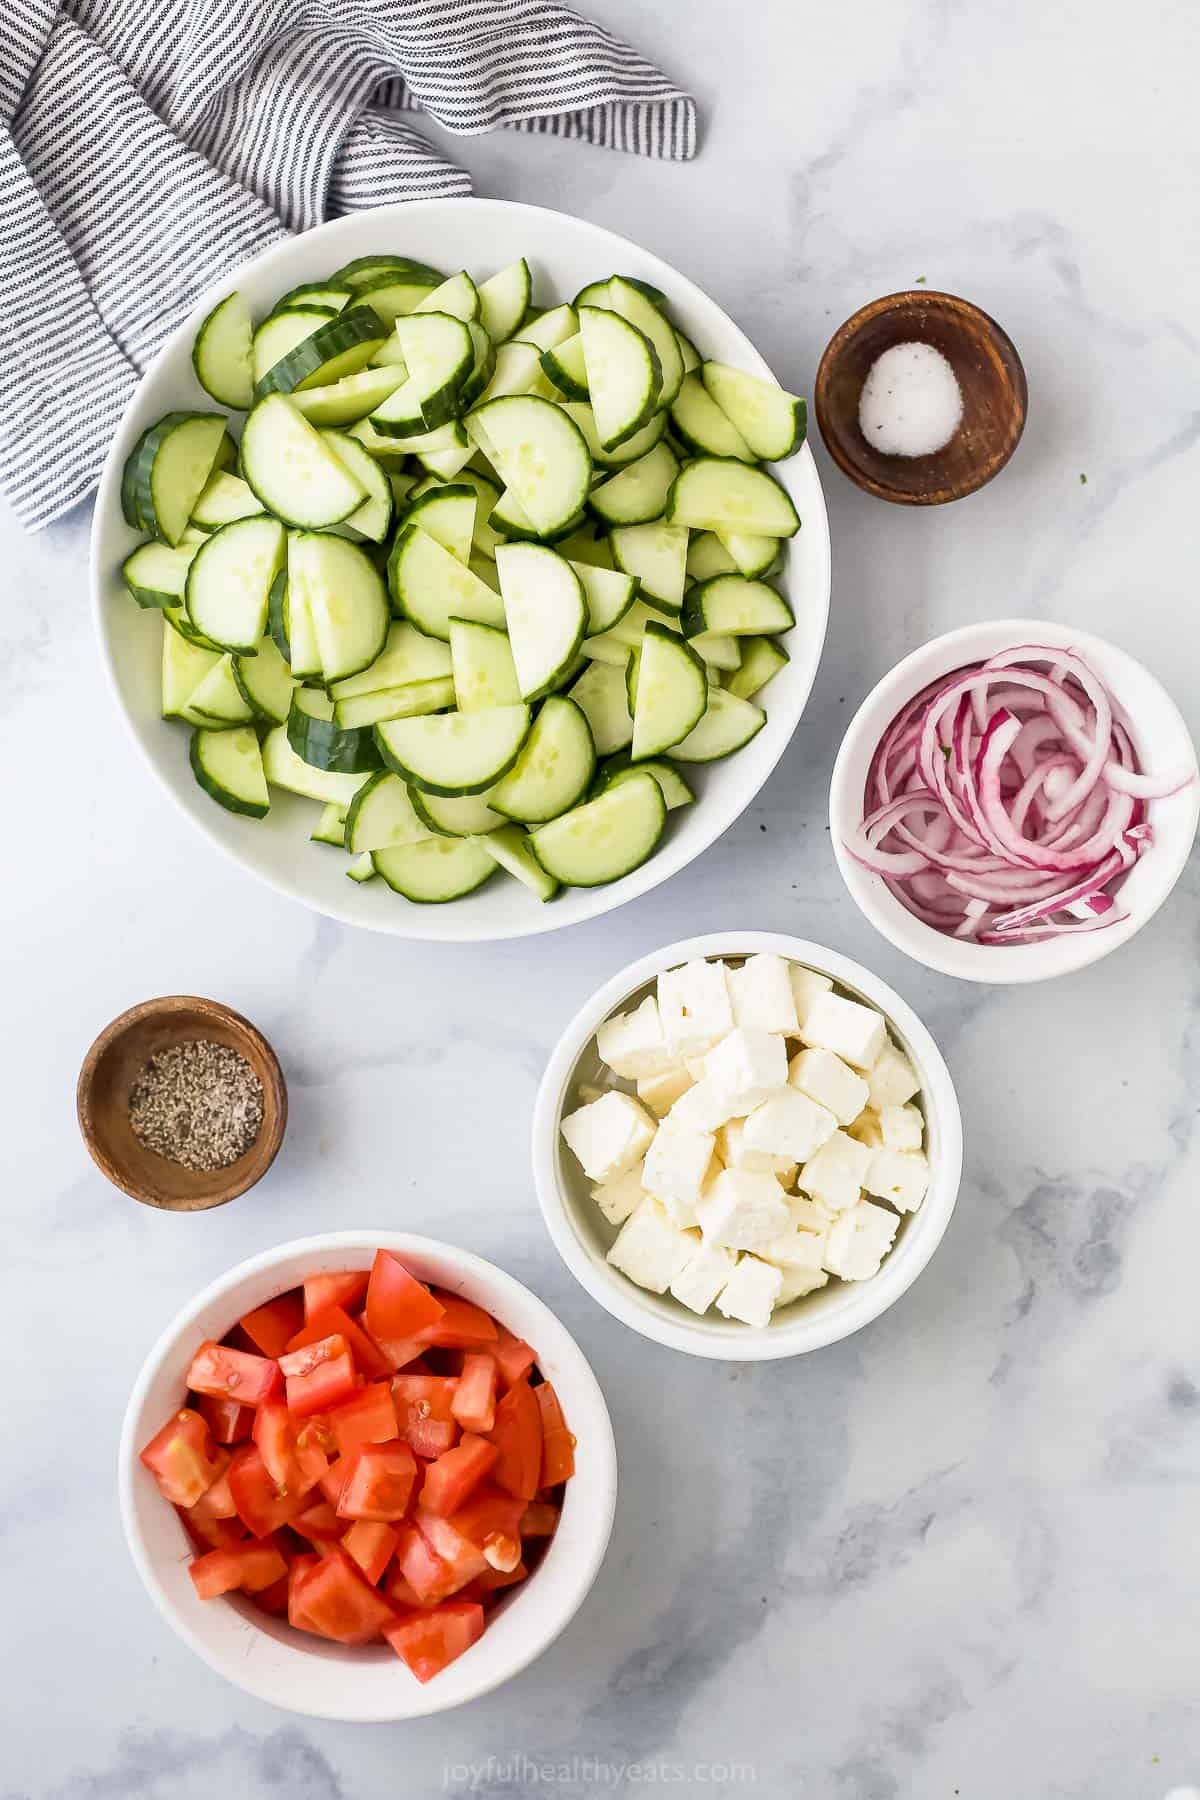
xmin=119 ymin=1233 xmax=616 ymax=1719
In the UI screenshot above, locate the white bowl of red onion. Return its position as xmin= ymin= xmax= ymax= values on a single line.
xmin=830 ymin=620 xmax=1198 ymax=984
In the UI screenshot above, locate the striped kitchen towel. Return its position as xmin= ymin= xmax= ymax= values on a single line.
xmin=0 ymin=0 xmax=696 ymax=532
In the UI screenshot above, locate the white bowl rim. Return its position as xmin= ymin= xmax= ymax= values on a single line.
xmin=118 ymin=1230 xmax=617 ymax=1720
xmin=90 ymin=196 xmax=831 ymax=944
xmin=829 ymin=617 xmax=1200 ymax=984
xmin=531 ymin=931 xmax=963 ymax=1361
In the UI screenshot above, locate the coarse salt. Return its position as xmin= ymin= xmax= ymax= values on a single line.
xmin=858 ymin=341 xmax=963 ymax=458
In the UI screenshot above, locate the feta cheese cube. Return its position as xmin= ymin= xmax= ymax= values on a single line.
xmin=797 ymin=1129 xmax=874 ymax=1212
xmin=879 ymin=1103 xmax=924 ymax=1151
xmin=606 ymin=1197 xmax=695 ymax=1292
xmin=715 ymin=1255 xmax=783 ymax=1327
xmin=657 ymin=959 xmax=734 ymax=1058
xmin=667 ymin=1078 xmax=734 ymax=1134
xmin=788 ymin=1046 xmax=869 ymax=1127
xmin=867 ymin=1039 xmax=921 ymax=1109
xmin=637 ymin=1065 xmax=695 ymax=1118
xmin=717 ymin=1117 xmax=797 ymax=1178
xmin=728 ymin=954 xmax=799 ymax=1035
xmin=763 ymin=1223 xmax=827 ymax=1270
xmin=669 ymin=1239 xmax=737 ymax=1314
xmin=799 ymin=992 xmax=887 ymax=1071
xmin=704 ymin=1028 xmax=788 ymax=1118
xmin=822 ymin=1199 xmax=900 ymax=1281
xmin=775 ymin=1264 xmax=829 ymax=1304
xmin=788 ymin=964 xmax=833 ymax=1030
xmin=643 ymin=1118 xmax=716 ymax=1220
xmin=684 ymin=1055 xmax=711 ymax=1082
xmin=695 ymin=1167 xmax=791 ymax=1251
xmin=592 ymin=1160 xmax=645 ymax=1225
xmin=560 ymin=1090 xmax=656 ymax=1183
xmin=788 ymin=1195 xmax=838 ymax=1235
xmin=743 ymin=1087 xmax=838 ymax=1163
xmin=864 ymin=1147 xmax=929 ymax=1213
xmin=596 ymin=995 xmax=677 ymax=1080
xmin=846 ymin=1108 xmax=884 ymax=1148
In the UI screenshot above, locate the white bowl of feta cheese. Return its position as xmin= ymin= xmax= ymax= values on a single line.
xmin=532 ymin=934 xmax=963 ymax=1360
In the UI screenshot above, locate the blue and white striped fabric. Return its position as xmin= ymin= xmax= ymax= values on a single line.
xmin=0 ymin=0 xmax=696 ymax=531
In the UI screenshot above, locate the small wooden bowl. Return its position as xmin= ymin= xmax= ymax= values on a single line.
xmin=814 ymin=290 xmax=1027 ymax=505
xmin=77 ymin=996 xmax=287 ymax=1210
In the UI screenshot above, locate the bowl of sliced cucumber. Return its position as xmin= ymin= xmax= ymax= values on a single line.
xmin=93 ymin=199 xmax=831 ymax=939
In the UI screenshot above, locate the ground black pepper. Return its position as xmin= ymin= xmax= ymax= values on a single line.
xmin=128 ymin=1040 xmax=263 ymax=1172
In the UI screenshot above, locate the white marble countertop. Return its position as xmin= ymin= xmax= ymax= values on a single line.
xmin=5 ymin=2 xmax=1199 ymax=1794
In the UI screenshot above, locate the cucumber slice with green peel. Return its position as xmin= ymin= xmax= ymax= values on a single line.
xmin=488 ymin=485 xmax=584 ymax=545
xmin=345 ymin=416 xmax=412 ymax=465
xmin=411 ymin=788 xmax=506 ymax=838
xmin=232 ymin=635 xmax=295 ymax=723
xmin=371 ymin=313 xmax=474 ymax=434
xmin=472 ymin=824 xmax=560 ymax=901
xmin=241 ymin=396 xmax=367 ymax=528
xmin=593 ymin=752 xmax=694 ymax=811
xmin=190 ymin=727 xmax=269 ymax=817
xmin=417 ymin=430 xmax=477 ymax=481
xmin=609 ymin=521 xmax=689 ymax=613
xmin=512 ymin=303 xmax=578 ymax=353
xmin=582 ymin=596 xmax=670 ymax=665
xmin=191 ymin=472 xmax=264 ymax=532
xmin=690 ymin=632 xmax=742 ymax=672
xmin=717 ymin=529 xmax=779 ymax=578
xmin=375 ymin=704 xmax=531 ymax=796
xmin=667 ymin=457 xmax=800 ymax=537
xmin=588 ymin=441 xmax=679 ymax=526
xmin=330 ymin=621 xmax=452 ymax=699
xmin=322 ymin=432 xmax=394 ymax=542
xmin=372 ymin=836 xmax=496 ymax=903
xmin=124 ymin=413 xmax=229 ymax=546
xmin=345 ymin=772 xmax=432 ymax=853
xmin=311 ymin=801 xmax=350 ymax=847
xmin=631 ymin=621 xmax=708 ymax=759
xmin=558 ymin=402 xmax=667 ymax=468
xmin=555 ymin=524 xmax=614 ymax=571
xmin=471 ymin=341 xmax=547 ymax=407
xmin=685 ymin=531 xmax=738 ymax=581
xmin=466 ymin=396 xmax=592 ymax=537
xmin=283 ymin=575 xmax=321 ymax=680
xmin=412 ymin=470 xmax=502 ymax=557
xmin=261 ymin=726 xmax=370 ymax=804
xmin=351 ymin=277 xmax=436 ymax=323
xmin=469 ymin=553 xmax=501 ymax=592
xmin=269 ymin=283 xmax=353 ymax=317
xmin=701 ymin=362 xmax=807 ymax=461
xmin=192 ymin=292 xmax=254 ymax=409
xmin=458 ymin=322 xmax=498 ymax=411
xmin=675 ymin=328 xmax=701 ymax=375
xmin=727 ymin=636 xmax=789 ymax=699
xmin=123 ymin=541 xmax=199 ymax=608
xmin=388 ymin=524 xmax=507 ymax=639
xmin=164 ymin=602 xmax=222 ymax=652
xmin=681 ymin=574 xmax=795 ymax=639
xmin=189 ymin=653 xmax=257 ymax=725
xmin=253 ymin=307 xmax=386 ymax=399
xmin=578 ymin=306 xmax=662 ymax=450
xmin=488 ymin=695 xmax=596 ymax=823
xmin=568 ymin=657 xmax=634 ymax=755
xmin=477 ymin=258 xmax=532 ymax=344
xmin=571 ymin=280 xmax=613 ymax=312
xmin=332 ymin=255 xmax=445 ymax=290
xmin=541 ymin=333 xmax=589 ymax=399
xmin=669 ymin=372 xmax=754 ymax=461
xmin=346 ymin=851 xmax=377 ymax=881
xmin=287 ymin=687 xmax=382 ymax=773
xmin=333 ymin=678 xmax=456 ymax=729
xmin=569 ymin=562 xmax=636 ymax=634
xmin=404 ymin=484 xmax=476 ymax=563
xmin=184 ymin=515 xmax=285 ymax=652
xmin=670 ymin=686 xmax=767 ymax=761
xmin=530 ymin=771 xmax=666 ymax=887
xmin=251 ymin=309 xmax=335 ymax=386
xmin=291 ymin=365 xmax=408 ymax=426
xmin=607 ymin=278 xmax=683 ymax=410
xmin=625 ymin=642 xmax=641 ymax=713
xmin=494 ymin=543 xmax=588 ymax=701
xmin=389 ymin=472 xmax=418 ymax=512
xmin=450 ymin=618 xmax=521 ymax=712
xmin=413 ymin=271 xmax=480 ymax=323
xmin=162 ymin=620 xmax=220 ymax=718
xmin=289 ymin=532 xmax=389 ymax=681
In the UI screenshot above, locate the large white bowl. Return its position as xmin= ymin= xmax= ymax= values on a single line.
xmin=829 ymin=620 xmax=1199 ymax=983
xmin=92 ymin=199 xmax=830 ymax=941
xmin=531 ymin=933 xmax=962 ymax=1361
xmin=118 ymin=1233 xmax=617 ymax=1720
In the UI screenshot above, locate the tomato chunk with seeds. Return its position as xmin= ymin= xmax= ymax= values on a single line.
xmin=493 ymin=1324 xmax=536 ymax=1388
xmin=447 ymin=1485 xmax=525 ymax=1572
xmin=414 ymin=1509 xmax=489 ymax=1590
xmin=186 ymin=1341 xmax=282 ymax=1409
xmin=195 ymin=1393 xmax=252 ymax=1445
xmin=391 ymin=1374 xmax=459 ymax=1459
xmin=189 ymin=1539 xmax=287 ymax=1600
xmin=278 ymin=1333 xmax=357 ymax=1417
xmin=336 ymin=1441 xmax=418 ymax=1522
xmin=393 ymin=1524 xmax=455 ymax=1604
xmin=178 ymin=1503 xmax=245 ymax=1552
xmin=534 ymin=1380 xmax=576 ymax=1486
xmin=288 ymin=1553 xmax=323 ymax=1631
xmin=384 ymin=1601 xmax=484 ymax=1683
xmin=419 ymin=1434 xmax=498 ymax=1518
xmin=488 ymin=1378 xmax=543 ymax=1500
xmin=227 ymin=1445 xmax=314 ymax=1537
xmin=365 ymin=1251 xmax=444 ymax=1343
xmin=451 ymin=1353 xmax=497 ymax=1433
xmin=304 ymin=1269 xmax=368 ymax=1319
xmin=293 ymin=1498 xmax=342 ymax=1545
xmin=417 ymin=1294 xmax=498 ymax=1351
xmin=140 ymin=1408 xmax=228 ymax=1508
xmin=328 ymin=1381 xmax=397 ymax=1458
xmin=293 ymin=1547 xmax=396 ymax=1644
xmin=286 ymin=1303 xmax=392 ymax=1382
xmin=238 ymin=1292 xmax=304 ymax=1358
xmin=343 ymin=1519 xmax=400 ymax=1585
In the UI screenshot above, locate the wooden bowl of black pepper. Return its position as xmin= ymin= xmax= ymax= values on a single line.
xmin=77 ymin=997 xmax=287 ymax=1210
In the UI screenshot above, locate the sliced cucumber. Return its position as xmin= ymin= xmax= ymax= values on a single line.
xmin=458 ymin=322 xmax=497 ymax=411
xmin=568 ymin=657 xmax=634 ymax=755
xmin=572 ymin=279 xmax=613 ymax=312
xmin=345 ymin=416 xmax=412 ymax=465
xmin=608 ymin=278 xmax=683 ymax=409
xmin=570 ymin=562 xmax=636 ymax=635
xmin=610 ymin=521 xmax=689 ymax=614
xmin=372 ymin=836 xmax=496 ymax=903
xmin=413 ymin=271 xmax=480 ymax=323
xmin=232 ymin=635 xmax=294 ymax=723
xmin=289 ymin=532 xmax=389 ymax=681
xmin=488 ymin=484 xmax=583 ymax=544
xmin=371 ymin=313 xmax=474 ymax=434
xmin=411 ymin=788 xmax=506 ymax=838
xmin=667 ymin=457 xmax=800 ymax=537
xmin=353 ymin=276 xmax=435 ymax=323
xmin=375 ymin=705 xmax=530 ymax=796
xmin=311 ymin=801 xmax=349 ymax=846
xmin=188 ymin=654 xmax=256 ymax=725
xmin=123 ymin=541 xmax=198 ymax=608
xmin=669 ymin=372 xmax=754 ymax=461
xmin=702 ymin=362 xmax=807 ymax=461
xmin=124 ymin=413 xmax=229 ymax=546
xmin=530 ymin=771 xmax=666 ymax=887
xmin=284 ymin=571 xmax=322 ymax=681
xmin=251 ymin=307 xmax=334 ymax=386
xmin=417 ymin=427 xmax=476 ymax=481
xmin=184 ymin=516 xmax=285 ymax=652
xmin=288 ymin=687 xmax=382 ymax=773
xmin=346 ymin=851 xmax=377 ymax=882
xmin=589 ymin=441 xmax=679 ymax=526
xmin=670 ymin=686 xmax=766 ymax=761
xmin=473 ymin=824 xmax=560 ymax=901
xmin=388 ymin=524 xmax=507 ymax=639
xmin=254 ymin=306 xmax=386 ymax=399
xmin=404 ymin=484 xmax=476 ymax=563
xmin=594 ymin=752 xmax=694 ymax=810
xmin=494 ymin=543 xmax=587 ymax=701
xmin=717 ymin=530 xmax=779 ymax=578
xmin=332 ymin=255 xmax=444 ymax=290
xmin=323 ymin=431 xmax=394 ymax=542
xmin=389 ymin=472 xmax=419 ymax=513
xmin=675 ymin=328 xmax=701 ymax=375
xmin=512 ymin=303 xmax=578 ymax=353
xmin=262 ymin=726 xmax=370 ymax=804
xmin=162 ymin=620 xmax=218 ymax=718
xmin=541 ymin=333 xmax=589 ymax=400
xmin=472 ymin=341 xmax=547 ymax=407
xmin=450 ymin=618 xmax=521 ymax=712
xmin=333 ymin=679 xmax=455 ymax=729
xmin=192 ymin=293 xmax=253 ymax=410
xmin=558 ymin=402 xmax=667 ymax=468
xmin=331 ymin=621 xmax=452 ymax=699
xmin=190 ymin=727 xmax=269 ymax=817
xmin=291 ymin=365 xmax=408 ymax=427
xmin=191 ymin=472 xmax=264 ymax=532
xmin=241 ymin=396 xmax=366 ymax=528
xmin=556 ymin=524 xmax=614 ymax=571
xmin=466 ymin=395 xmax=592 ymax=537
xmin=685 ymin=532 xmax=738 ymax=580
xmin=345 ymin=771 xmax=431 ymax=853
xmin=478 ymin=258 xmax=532 ymax=343
xmin=691 ymin=632 xmax=742 ymax=672
xmin=681 ymin=574 xmax=795 ymax=638
xmin=578 ymin=305 xmax=662 ymax=449
xmin=270 ymin=283 xmax=353 ymax=316
xmin=631 ymin=621 xmax=708 ymax=759
xmin=486 ymin=695 xmax=596 ymax=824
xmin=727 ymin=635 xmax=789 ymax=699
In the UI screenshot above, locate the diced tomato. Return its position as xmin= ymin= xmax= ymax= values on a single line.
xmin=449 ymin=1353 xmax=497 ymax=1433
xmin=462 ymin=1560 xmax=528 ymax=1599
xmin=238 ymin=1292 xmax=304 ymax=1359
xmin=186 ymin=1341 xmax=283 ymax=1409
xmin=227 ymin=1445 xmax=314 ymax=1537
xmin=419 ymin=1434 xmax=498 ymax=1518
xmin=336 ymin=1441 xmax=418 ymax=1522
xmin=393 ymin=1522 xmax=479 ymax=1604
xmin=189 ymin=1538 xmax=287 ymax=1600
xmin=318 ymin=1461 xmax=348 ymax=1508
xmin=177 ymin=1503 xmax=245 ymax=1552
xmin=534 ymin=1381 xmax=576 ymax=1486
xmin=384 ymin=1601 xmax=484 ymax=1683
xmin=188 ymin=1469 xmax=237 ymax=1523
xmin=250 ymin=1402 xmax=330 ymax=1497
xmin=492 ymin=1324 xmax=537 ymax=1388
xmin=391 ymin=1374 xmax=460 ymax=1459
xmin=288 ymin=1553 xmax=322 ymax=1631
xmin=328 ymin=1381 xmax=397 ymax=1459
xmin=488 ymin=1378 xmax=543 ymax=1500
xmin=365 ymin=1251 xmax=444 ymax=1343
xmin=384 ymin=1567 xmax=429 ymax=1611
xmin=278 ymin=1334 xmax=358 ymax=1417
xmin=293 ymin=1498 xmax=342 ymax=1545
xmin=446 ymin=1485 xmax=525 ymax=1573
xmin=342 ymin=1519 xmax=399 ymax=1584
xmin=286 ymin=1304 xmax=393 ymax=1382
xmin=195 ymin=1393 xmax=252 ymax=1445
xmin=292 ymin=1547 xmax=396 ymax=1645
xmin=140 ymin=1408 xmax=228 ymax=1507
xmin=417 ymin=1294 xmax=498 ymax=1351
xmin=372 ymin=1334 xmax=431 ymax=1373
xmin=520 ymin=1500 xmax=560 ymax=1538
xmin=250 ymin=1573 xmax=291 ymax=1616
xmin=414 ymin=1509 xmax=489 ymax=1590
xmin=304 ymin=1269 xmax=369 ymax=1319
